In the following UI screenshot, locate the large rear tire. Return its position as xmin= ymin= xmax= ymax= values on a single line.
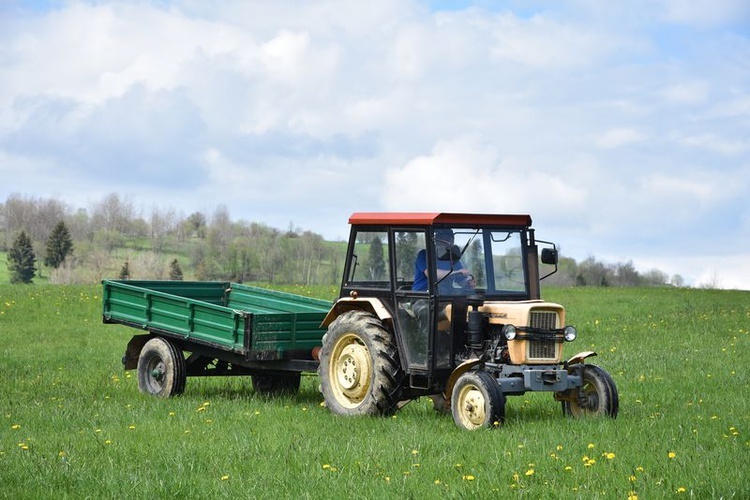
xmin=318 ymin=310 xmax=404 ymax=416
xmin=562 ymin=364 xmax=619 ymax=418
xmin=451 ymin=371 xmax=505 ymax=430
xmin=137 ymin=337 xmax=186 ymax=397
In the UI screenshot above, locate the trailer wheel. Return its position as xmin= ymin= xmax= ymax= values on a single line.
xmin=318 ymin=310 xmax=404 ymax=416
xmin=137 ymin=337 xmax=186 ymax=397
xmin=252 ymin=372 xmax=301 ymax=395
xmin=562 ymin=364 xmax=619 ymax=418
xmin=451 ymin=371 xmax=505 ymax=430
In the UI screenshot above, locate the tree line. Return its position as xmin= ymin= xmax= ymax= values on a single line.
xmin=2 ymin=193 xmax=682 ymax=287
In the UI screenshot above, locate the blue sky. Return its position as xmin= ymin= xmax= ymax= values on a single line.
xmin=1 ymin=0 xmax=749 ymax=289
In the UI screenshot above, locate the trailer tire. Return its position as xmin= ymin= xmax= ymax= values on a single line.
xmin=137 ymin=337 xmax=186 ymax=397
xmin=252 ymin=372 xmax=301 ymax=395
xmin=318 ymin=310 xmax=403 ymax=416
xmin=451 ymin=370 xmax=505 ymax=430
xmin=562 ymin=364 xmax=619 ymax=418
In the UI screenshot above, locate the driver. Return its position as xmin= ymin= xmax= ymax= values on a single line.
xmin=412 ymin=228 xmax=474 ymax=293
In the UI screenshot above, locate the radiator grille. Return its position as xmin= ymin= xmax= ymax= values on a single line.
xmin=530 ymin=310 xmax=558 ymax=329
xmin=528 ymin=310 xmax=559 ymax=360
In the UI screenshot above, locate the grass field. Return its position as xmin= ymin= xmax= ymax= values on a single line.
xmin=0 ymin=284 xmax=748 ymax=498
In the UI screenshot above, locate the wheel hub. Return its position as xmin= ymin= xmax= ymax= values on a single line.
xmin=459 ymin=387 xmax=486 ymax=427
xmin=150 ymin=362 xmax=166 ymax=383
xmin=333 ymin=338 xmax=372 ymax=404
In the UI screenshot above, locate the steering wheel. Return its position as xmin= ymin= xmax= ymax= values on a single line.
xmin=449 ymin=271 xmax=475 ymax=291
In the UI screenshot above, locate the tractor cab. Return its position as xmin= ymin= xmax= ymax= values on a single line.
xmin=335 ymin=212 xmax=558 ymax=391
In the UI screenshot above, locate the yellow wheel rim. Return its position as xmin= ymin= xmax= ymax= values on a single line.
xmin=329 ymin=333 xmax=372 ymax=408
xmin=456 ymin=384 xmax=487 ymax=429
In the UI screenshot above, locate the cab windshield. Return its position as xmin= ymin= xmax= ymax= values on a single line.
xmin=435 ymin=227 xmax=527 ymax=297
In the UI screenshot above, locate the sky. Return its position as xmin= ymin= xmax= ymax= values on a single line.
xmin=1 ymin=1 xmax=749 ymax=289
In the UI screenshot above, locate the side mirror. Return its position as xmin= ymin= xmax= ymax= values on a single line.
xmin=541 ymin=248 xmax=558 ymax=265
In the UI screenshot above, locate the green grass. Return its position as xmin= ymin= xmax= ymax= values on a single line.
xmin=0 ymin=285 xmax=748 ymax=498
xmin=0 ymin=252 xmax=7 ymax=283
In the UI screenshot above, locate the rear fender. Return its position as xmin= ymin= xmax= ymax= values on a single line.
xmin=566 ymin=351 xmax=597 ymax=368
xmin=321 ymin=296 xmax=392 ymax=328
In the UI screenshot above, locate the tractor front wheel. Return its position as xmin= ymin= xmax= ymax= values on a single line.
xmin=137 ymin=337 xmax=186 ymax=397
xmin=451 ymin=371 xmax=505 ymax=430
xmin=562 ymin=364 xmax=619 ymax=418
xmin=318 ymin=310 xmax=404 ymax=416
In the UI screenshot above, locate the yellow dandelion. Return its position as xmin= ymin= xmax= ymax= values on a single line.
xmin=128 ymin=424 xmax=136 ymax=430
xmin=525 ymin=469 xmax=534 ymax=476
xmin=220 ymin=475 xmax=230 ymax=481
xmin=168 ymin=412 xmax=175 ymax=417
xmin=668 ymin=451 xmax=676 ymax=459
xmin=322 ymin=464 xmax=331 ymax=470
xmin=629 ymin=475 xmax=637 ymax=482
xmin=587 ymin=443 xmax=595 ymax=449
xmin=564 ymin=466 xmax=573 ymax=471
xmin=463 ymin=475 xmax=475 ymax=481
xmin=676 ymin=487 xmax=686 ymax=493
xmin=11 ymin=424 xmax=20 ymax=430
xmin=627 ymin=493 xmax=638 ymax=500
xmin=104 ymin=439 xmax=112 ymax=445
xmin=512 ymin=473 xmax=520 ymax=482
xmin=385 ymin=476 xmax=391 ymax=482
xmin=604 ymin=452 xmax=615 ymax=460
xmin=434 ymin=479 xmax=441 ymax=485
xmin=412 ymin=449 xmax=419 ymax=455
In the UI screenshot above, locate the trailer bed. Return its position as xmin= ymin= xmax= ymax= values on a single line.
xmin=102 ymin=280 xmax=331 ymax=366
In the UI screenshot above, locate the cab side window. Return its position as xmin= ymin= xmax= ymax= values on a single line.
xmin=347 ymin=231 xmax=390 ymax=287
xmin=394 ymin=230 xmax=425 ymax=290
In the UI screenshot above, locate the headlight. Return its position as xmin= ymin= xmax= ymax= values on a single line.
xmin=502 ymin=324 xmax=517 ymax=340
xmin=563 ymin=326 xmax=577 ymax=342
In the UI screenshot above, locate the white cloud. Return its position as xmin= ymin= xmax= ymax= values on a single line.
xmin=661 ymin=0 xmax=750 ymax=27
xmin=383 ymin=137 xmax=587 ymax=217
xmin=596 ymin=128 xmax=647 ymax=149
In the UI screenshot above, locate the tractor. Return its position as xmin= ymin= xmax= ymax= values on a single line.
xmin=318 ymin=212 xmax=618 ymax=430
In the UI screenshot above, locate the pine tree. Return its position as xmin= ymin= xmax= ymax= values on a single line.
xmin=7 ymin=231 xmax=37 ymax=284
xmin=44 ymin=221 xmax=74 ymax=269
xmin=367 ymin=235 xmax=386 ymax=280
xmin=118 ymin=261 xmax=131 ymax=280
xmin=169 ymin=259 xmax=184 ymax=281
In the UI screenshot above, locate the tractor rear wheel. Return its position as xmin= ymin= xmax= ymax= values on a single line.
xmin=562 ymin=364 xmax=619 ymax=418
xmin=318 ymin=310 xmax=404 ymax=416
xmin=137 ymin=337 xmax=186 ymax=397
xmin=451 ymin=371 xmax=505 ymax=430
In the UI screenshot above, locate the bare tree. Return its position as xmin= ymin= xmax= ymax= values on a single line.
xmin=90 ymin=193 xmax=136 ymax=234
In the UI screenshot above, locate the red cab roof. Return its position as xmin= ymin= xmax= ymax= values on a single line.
xmin=349 ymin=212 xmax=533 ymax=227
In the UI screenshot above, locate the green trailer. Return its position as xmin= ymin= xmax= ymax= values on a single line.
xmin=102 ymin=280 xmax=331 ymax=396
